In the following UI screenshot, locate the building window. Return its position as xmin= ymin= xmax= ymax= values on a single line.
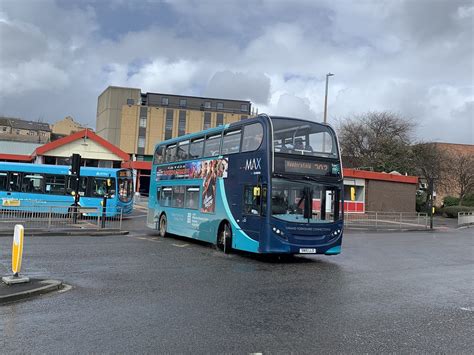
xmin=240 ymin=115 xmax=248 ymax=121
xmin=241 ymin=104 xmax=248 ymax=112
xmin=216 ymin=113 xmax=224 ymax=127
xmin=165 ymin=109 xmax=174 ymax=140
xmin=127 ymin=99 xmax=135 ymax=105
xmin=204 ymin=101 xmax=211 ymax=109
xmin=139 ymin=118 xmax=147 ymax=128
xmin=203 ymin=112 xmax=212 ymax=130
xmin=179 ymin=99 xmax=187 ymax=107
xmin=2 ymin=127 xmax=6 ymax=132
xmin=161 ymin=97 xmax=169 ymax=106
xmin=178 ymin=110 xmax=186 ymax=136
xmin=138 ymin=137 xmax=146 ymax=148
xmin=216 ymin=102 xmax=224 ymax=110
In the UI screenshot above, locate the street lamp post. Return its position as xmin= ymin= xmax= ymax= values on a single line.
xmin=323 ymin=72 xmax=335 ymax=124
xmin=322 ymin=73 xmax=334 ymax=152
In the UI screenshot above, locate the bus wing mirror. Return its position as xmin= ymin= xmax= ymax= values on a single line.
xmin=253 ymin=186 xmax=261 ymax=197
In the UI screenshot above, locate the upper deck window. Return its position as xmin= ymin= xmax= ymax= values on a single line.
xmin=189 ymin=138 xmax=204 ymax=159
xmin=165 ymin=144 xmax=177 ymax=162
xmin=271 ymin=118 xmax=338 ymax=159
xmin=154 ymin=146 xmax=165 ymax=164
xmin=221 ymin=130 xmax=241 ymax=155
xmin=242 ymin=123 xmax=263 ymax=152
xmin=177 ymin=140 xmax=190 ymax=161
xmin=203 ymin=134 xmax=221 ymax=157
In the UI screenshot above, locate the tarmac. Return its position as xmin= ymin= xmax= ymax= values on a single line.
xmin=0 ymin=207 xmax=465 ymax=305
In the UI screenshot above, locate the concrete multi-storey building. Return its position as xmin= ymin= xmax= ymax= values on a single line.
xmin=96 ymin=86 xmax=251 ymax=160
xmin=96 ymin=86 xmax=252 ymax=193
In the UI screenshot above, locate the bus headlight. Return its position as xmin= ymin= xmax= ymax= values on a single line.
xmin=272 ymin=227 xmax=284 ymax=236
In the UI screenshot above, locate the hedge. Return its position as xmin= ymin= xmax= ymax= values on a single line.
xmin=439 ymin=205 xmax=474 ymax=218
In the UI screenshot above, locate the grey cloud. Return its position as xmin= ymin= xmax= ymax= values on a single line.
xmin=0 ymin=21 xmax=48 ymax=66
xmin=272 ymin=94 xmax=315 ymax=121
xmin=204 ymin=71 xmax=271 ymax=104
xmin=0 ymin=0 xmax=471 ymax=145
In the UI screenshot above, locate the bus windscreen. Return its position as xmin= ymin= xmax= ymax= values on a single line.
xmin=272 ymin=118 xmax=338 ymax=158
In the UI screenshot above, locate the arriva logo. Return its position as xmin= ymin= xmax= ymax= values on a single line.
xmin=245 ymin=158 xmax=262 ymax=171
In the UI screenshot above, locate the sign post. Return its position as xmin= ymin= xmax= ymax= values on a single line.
xmin=2 ymin=224 xmax=30 ymax=284
xmin=70 ymin=154 xmax=81 ymax=224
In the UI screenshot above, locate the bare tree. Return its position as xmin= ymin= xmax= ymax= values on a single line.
xmin=337 ymin=111 xmax=415 ymax=173
xmin=445 ymin=152 xmax=474 ymax=203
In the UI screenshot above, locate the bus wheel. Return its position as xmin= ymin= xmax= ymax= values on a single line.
xmin=159 ymin=214 xmax=167 ymax=238
xmin=217 ymin=222 xmax=232 ymax=254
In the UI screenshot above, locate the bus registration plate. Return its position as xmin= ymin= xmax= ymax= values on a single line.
xmin=299 ymin=248 xmax=316 ymax=254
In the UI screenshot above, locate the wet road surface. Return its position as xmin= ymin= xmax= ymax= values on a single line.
xmin=0 ymin=225 xmax=472 ymax=353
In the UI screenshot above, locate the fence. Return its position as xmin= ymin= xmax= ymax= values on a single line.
xmin=0 ymin=205 xmax=123 ymax=231
xmin=344 ymin=211 xmax=429 ymax=230
xmin=458 ymin=212 xmax=474 ymax=226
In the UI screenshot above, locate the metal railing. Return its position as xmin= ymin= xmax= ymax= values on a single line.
xmin=458 ymin=212 xmax=474 ymax=226
xmin=344 ymin=212 xmax=429 ymax=230
xmin=0 ymin=206 xmax=123 ymax=231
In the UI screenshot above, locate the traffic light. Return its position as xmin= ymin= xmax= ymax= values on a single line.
xmin=70 ymin=154 xmax=81 ymax=176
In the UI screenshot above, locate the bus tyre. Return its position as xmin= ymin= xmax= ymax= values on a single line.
xmin=217 ymin=223 xmax=232 ymax=254
xmin=159 ymin=214 xmax=167 ymax=238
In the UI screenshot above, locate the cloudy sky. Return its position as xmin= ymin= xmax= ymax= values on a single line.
xmin=0 ymin=0 xmax=472 ymax=144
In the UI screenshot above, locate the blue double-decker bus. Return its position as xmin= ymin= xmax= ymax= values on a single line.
xmin=0 ymin=162 xmax=134 ymax=216
xmin=147 ymin=114 xmax=343 ymax=255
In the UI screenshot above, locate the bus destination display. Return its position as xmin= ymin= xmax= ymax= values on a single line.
xmin=274 ymin=157 xmax=340 ymax=177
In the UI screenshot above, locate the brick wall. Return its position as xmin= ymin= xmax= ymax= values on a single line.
xmin=365 ymin=180 xmax=417 ymax=212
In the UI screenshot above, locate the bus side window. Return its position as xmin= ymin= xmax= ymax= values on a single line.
xmin=203 ymin=134 xmax=221 ymax=157
xmin=154 ymin=146 xmax=165 ymax=164
xmin=160 ymin=187 xmax=172 ymax=207
xmin=189 ymin=138 xmax=204 ymax=159
xmin=22 ymin=173 xmax=44 ymax=193
xmin=45 ymin=174 xmax=66 ymax=195
xmin=171 ymin=186 xmax=185 ymax=208
xmin=177 ymin=140 xmax=190 ymax=161
xmin=165 ymin=145 xmax=177 ymax=162
xmin=185 ymin=186 xmax=199 ymax=209
xmin=221 ymin=130 xmax=241 ymax=155
xmin=0 ymin=172 xmax=8 ymax=191
xmin=9 ymin=172 xmax=21 ymax=192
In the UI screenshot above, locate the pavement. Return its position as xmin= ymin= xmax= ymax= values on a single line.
xmin=0 ymin=278 xmax=63 ymax=304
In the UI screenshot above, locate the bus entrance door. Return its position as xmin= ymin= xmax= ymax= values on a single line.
xmin=240 ymin=184 xmax=265 ymax=242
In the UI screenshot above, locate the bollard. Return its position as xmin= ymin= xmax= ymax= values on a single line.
xmin=2 ymin=224 xmax=30 ymax=284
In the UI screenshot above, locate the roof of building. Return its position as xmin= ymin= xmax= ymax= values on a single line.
xmin=0 ymin=140 xmax=43 ymax=155
xmin=344 ymin=168 xmax=418 ymax=184
xmin=33 ymin=129 xmax=130 ymax=161
xmin=0 ymin=117 xmax=51 ymax=131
